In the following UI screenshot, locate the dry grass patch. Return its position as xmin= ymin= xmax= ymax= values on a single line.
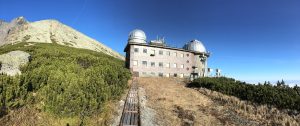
xmin=137 ymin=77 xmax=300 ymax=126
xmin=196 ymin=87 xmax=300 ymax=125
xmin=137 ymin=77 xmax=222 ymax=126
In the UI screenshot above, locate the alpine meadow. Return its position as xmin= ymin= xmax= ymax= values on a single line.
xmin=0 ymin=42 xmax=131 ymax=125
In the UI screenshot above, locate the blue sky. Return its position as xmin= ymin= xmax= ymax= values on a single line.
xmin=0 ymin=0 xmax=299 ymax=82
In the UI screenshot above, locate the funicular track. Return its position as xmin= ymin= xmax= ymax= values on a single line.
xmin=119 ymin=78 xmax=140 ymax=126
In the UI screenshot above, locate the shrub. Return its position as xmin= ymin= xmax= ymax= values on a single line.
xmin=188 ymin=77 xmax=300 ymax=111
xmin=22 ymin=35 xmax=31 ymax=42
xmin=0 ymin=43 xmax=130 ymax=117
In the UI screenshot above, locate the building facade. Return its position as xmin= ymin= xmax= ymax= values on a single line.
xmin=124 ymin=29 xmax=210 ymax=78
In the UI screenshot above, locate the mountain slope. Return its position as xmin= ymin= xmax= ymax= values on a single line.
xmin=0 ymin=17 xmax=124 ymax=60
xmin=0 ymin=17 xmax=28 ymax=44
xmin=0 ymin=43 xmax=130 ymax=125
xmin=137 ymin=78 xmax=300 ymax=125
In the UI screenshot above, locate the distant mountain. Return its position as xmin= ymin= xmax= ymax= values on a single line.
xmin=0 ymin=16 xmax=124 ymax=60
xmin=243 ymin=80 xmax=300 ymax=87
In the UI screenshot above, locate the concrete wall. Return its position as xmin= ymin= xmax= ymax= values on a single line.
xmin=194 ymin=54 xmax=207 ymax=77
xmin=128 ymin=44 xmax=198 ymax=78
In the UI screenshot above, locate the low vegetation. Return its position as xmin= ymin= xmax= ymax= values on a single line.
xmin=188 ymin=77 xmax=300 ymax=112
xmin=0 ymin=42 xmax=130 ymax=124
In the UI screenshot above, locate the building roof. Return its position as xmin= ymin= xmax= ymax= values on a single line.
xmin=124 ymin=42 xmax=210 ymax=56
xmin=183 ymin=39 xmax=206 ymax=53
xmin=128 ymin=29 xmax=147 ymax=43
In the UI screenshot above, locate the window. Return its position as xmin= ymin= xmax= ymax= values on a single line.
xmin=180 ymin=64 xmax=184 ymax=69
xmin=143 ymin=48 xmax=147 ymax=53
xmin=165 ymin=73 xmax=170 ymax=77
xmin=173 ymin=52 xmax=177 ymax=57
xmin=151 ymin=50 xmax=155 ymax=55
xmin=180 ymin=53 xmax=184 ymax=58
xmin=142 ymin=72 xmax=147 ymax=75
xmin=184 ymin=73 xmax=190 ymax=77
xmin=179 ymin=73 xmax=184 ymax=78
xmin=151 ymin=62 xmax=155 ymax=67
xmin=142 ymin=61 xmax=147 ymax=66
xmin=166 ymin=51 xmax=170 ymax=56
xmin=186 ymin=54 xmax=189 ymax=57
xmin=186 ymin=60 xmax=189 ymax=63
xmin=173 ymin=63 xmax=177 ymax=68
xmin=158 ymin=73 xmax=163 ymax=77
xmin=151 ymin=72 xmax=155 ymax=76
xmin=133 ymin=60 xmax=138 ymax=66
xmin=186 ymin=67 xmax=189 ymax=71
xmin=174 ymin=73 xmax=177 ymax=77
xmin=134 ymin=48 xmax=139 ymax=53
xmin=159 ymin=62 xmax=163 ymax=67
xmin=159 ymin=50 xmax=163 ymax=55
xmin=166 ymin=63 xmax=170 ymax=68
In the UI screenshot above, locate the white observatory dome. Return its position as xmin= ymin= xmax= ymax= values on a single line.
xmin=128 ymin=29 xmax=147 ymax=43
xmin=185 ymin=39 xmax=206 ymax=52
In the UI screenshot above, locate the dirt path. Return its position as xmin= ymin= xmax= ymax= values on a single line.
xmin=137 ymin=77 xmax=263 ymax=126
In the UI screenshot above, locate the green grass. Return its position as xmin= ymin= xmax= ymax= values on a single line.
xmin=0 ymin=42 xmax=131 ymax=119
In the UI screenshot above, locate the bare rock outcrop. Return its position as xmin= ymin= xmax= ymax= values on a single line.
xmin=0 ymin=50 xmax=31 ymax=76
xmin=0 ymin=17 xmax=28 ymax=44
xmin=0 ymin=17 xmax=124 ymax=60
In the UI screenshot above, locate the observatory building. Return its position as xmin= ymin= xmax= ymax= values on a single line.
xmin=124 ymin=29 xmax=210 ymax=78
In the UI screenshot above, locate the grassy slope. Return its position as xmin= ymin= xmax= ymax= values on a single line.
xmin=0 ymin=42 xmax=131 ymax=125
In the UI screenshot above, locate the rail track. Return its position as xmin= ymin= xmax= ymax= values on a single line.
xmin=119 ymin=78 xmax=140 ymax=126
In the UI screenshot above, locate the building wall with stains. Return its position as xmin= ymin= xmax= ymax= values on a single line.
xmin=127 ymin=44 xmax=198 ymax=78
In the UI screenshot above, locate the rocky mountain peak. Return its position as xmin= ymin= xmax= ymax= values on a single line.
xmin=0 ymin=17 xmax=124 ymax=60
xmin=11 ymin=16 xmax=28 ymax=25
xmin=0 ymin=19 xmax=6 ymax=25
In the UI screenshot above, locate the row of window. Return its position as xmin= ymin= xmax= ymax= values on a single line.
xmin=133 ymin=60 xmax=188 ymax=69
xmin=134 ymin=48 xmax=190 ymax=57
xmin=141 ymin=72 xmax=189 ymax=78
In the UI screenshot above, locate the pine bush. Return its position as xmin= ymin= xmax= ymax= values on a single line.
xmin=0 ymin=43 xmax=131 ymax=117
xmin=189 ymin=77 xmax=300 ymax=111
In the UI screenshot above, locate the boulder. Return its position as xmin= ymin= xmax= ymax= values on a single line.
xmin=0 ymin=50 xmax=30 ymax=76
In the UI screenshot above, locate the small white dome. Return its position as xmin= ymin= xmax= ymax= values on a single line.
xmin=128 ymin=29 xmax=146 ymax=43
xmin=185 ymin=39 xmax=206 ymax=52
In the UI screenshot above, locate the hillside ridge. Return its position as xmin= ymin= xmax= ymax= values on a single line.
xmin=0 ymin=16 xmax=124 ymax=60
